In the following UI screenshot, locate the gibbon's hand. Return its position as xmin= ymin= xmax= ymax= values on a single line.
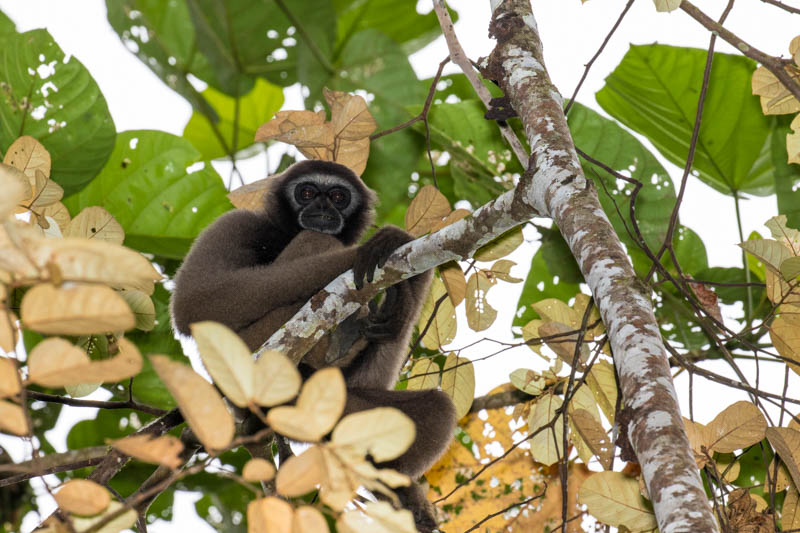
xmin=353 ymin=226 xmax=414 ymax=290
xmin=360 ymin=286 xmax=404 ymax=340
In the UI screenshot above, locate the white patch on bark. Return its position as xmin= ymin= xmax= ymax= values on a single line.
xmin=522 ymin=13 xmax=538 ymax=32
xmin=645 ymin=410 xmax=672 ymax=430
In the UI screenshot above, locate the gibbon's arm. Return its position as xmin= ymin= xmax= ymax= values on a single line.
xmin=172 ymin=213 xmax=357 ymax=335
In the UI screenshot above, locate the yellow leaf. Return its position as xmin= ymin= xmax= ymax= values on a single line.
xmin=406 ymin=358 xmax=440 ymax=391
xmin=532 ymin=298 xmax=580 ymax=327
xmin=509 ymin=368 xmax=545 ymax=395
xmin=766 ymin=427 xmax=800 ymax=489
xmin=0 ymin=163 xmax=31 ymax=219
xmin=706 ymin=401 xmax=767 ymax=453
xmin=25 ymin=170 xmax=63 ymax=209
xmin=521 ymin=318 xmax=546 ymax=357
xmin=46 ymin=501 xmax=137 ymax=533
xmin=441 ymin=353 xmax=474 ymax=419
xmin=191 ymin=321 xmax=255 ymax=407
xmin=765 ymin=267 xmax=800 ymax=305
xmin=253 ymin=349 xmax=302 ymax=407
xmin=4 ymin=136 xmax=51 ymax=180
xmin=332 ymin=407 xmax=416 ymax=462
xmin=465 ymin=270 xmax=497 ymax=332
xmin=150 ymin=355 xmax=234 ymax=451
xmin=22 ymin=283 xmax=135 ymax=335
xmin=740 ymin=239 xmax=793 ymax=272
xmin=276 ymin=445 xmax=325 ymax=497
xmin=587 ymin=362 xmax=618 ymax=425
xmin=294 ymin=506 xmax=328 ymax=533
xmin=529 ymin=394 xmax=564 ymax=466
xmin=337 ymin=502 xmax=417 ymax=533
xmin=27 ymin=337 xmax=142 ymax=388
xmin=683 ymin=417 xmax=712 ymax=467
xmin=242 ymin=458 xmax=276 ymax=482
xmin=653 ymin=0 xmax=681 ymax=12
xmin=473 ymin=226 xmax=523 ymax=262
xmin=404 ymin=185 xmax=451 ymax=237
xmin=0 ymin=357 xmax=20 ymax=398
xmin=331 ymin=136 xmax=370 ymax=176
xmin=64 ymin=206 xmax=124 ymax=244
xmin=54 ymin=479 xmax=111 ymax=516
xmin=0 ymin=399 xmax=28 ymax=435
xmin=439 ymin=261 xmax=466 ymax=306
xmin=247 ymin=497 xmax=293 ymax=533
xmin=119 ymin=289 xmax=155 ymax=331
xmin=789 ymin=128 xmax=800 ymax=165
xmin=267 ymin=367 xmax=346 ymax=441
xmin=417 ymin=277 xmax=456 ymax=350
xmin=111 ymin=434 xmax=184 ymax=469
xmin=771 ymin=314 xmax=800 ymax=376
xmin=578 ymin=471 xmax=657 ymax=531
xmin=784 ymin=487 xmax=800 ymax=530
xmin=40 ymin=201 xmax=71 ymax=232
xmin=752 ymin=65 xmax=800 ymax=115
xmin=486 ymin=259 xmax=522 ymax=283
xmin=0 ymin=310 xmax=19 ymax=354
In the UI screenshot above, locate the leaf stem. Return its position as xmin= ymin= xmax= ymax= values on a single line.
xmin=733 ymin=191 xmax=754 ymax=327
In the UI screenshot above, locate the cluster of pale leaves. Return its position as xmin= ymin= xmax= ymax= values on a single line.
xmin=228 ymin=89 xmax=377 ymax=210
xmin=741 ymin=216 xmax=800 ymax=378
xmin=0 ymin=136 xmax=161 ymax=437
xmin=752 ymin=35 xmax=800 ymax=163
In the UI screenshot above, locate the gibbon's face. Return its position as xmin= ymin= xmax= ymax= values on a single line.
xmin=285 ymin=173 xmax=361 ymax=235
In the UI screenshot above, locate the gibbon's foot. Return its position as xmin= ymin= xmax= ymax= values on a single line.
xmin=394 ymin=484 xmax=439 ymax=533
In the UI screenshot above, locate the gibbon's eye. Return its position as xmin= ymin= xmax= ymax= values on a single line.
xmin=328 ymin=188 xmax=350 ymax=207
xmin=295 ymin=184 xmax=317 ymax=204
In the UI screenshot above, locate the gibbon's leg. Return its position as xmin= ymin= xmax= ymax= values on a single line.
xmin=344 ymin=388 xmax=456 ymax=532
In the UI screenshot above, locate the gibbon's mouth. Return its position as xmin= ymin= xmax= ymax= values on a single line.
xmin=300 ymin=212 xmax=343 ymax=234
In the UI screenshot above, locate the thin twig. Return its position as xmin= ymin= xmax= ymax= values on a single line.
xmin=25 ymin=390 xmax=167 ymax=417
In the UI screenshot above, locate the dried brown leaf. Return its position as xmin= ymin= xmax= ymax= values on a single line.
xmin=294 ymin=506 xmax=328 ymax=533
xmin=465 ymin=270 xmax=497 ymax=332
xmin=21 ymin=284 xmax=135 ymax=335
xmin=337 ymin=501 xmax=417 ymax=533
xmin=766 ymin=427 xmax=800 ymax=489
xmin=687 ymin=278 xmax=723 ymax=323
xmin=111 ymin=434 xmax=184 ymax=469
xmin=0 ymin=163 xmax=31 ymax=218
xmin=253 ymin=349 xmax=302 ymax=407
xmin=276 ymin=445 xmax=325 ymax=497
xmin=404 ymin=185 xmax=451 ymax=237
xmin=752 ymin=65 xmax=800 ymax=115
xmin=486 ymin=259 xmax=522 ymax=283
xmin=228 ymin=179 xmax=271 ymax=211
xmin=28 ymin=337 xmax=142 ymax=387
xmin=0 ymin=356 xmax=20 ymax=398
xmin=706 ymin=401 xmax=767 ymax=453
xmin=242 ymin=458 xmax=276 ymax=482
xmin=39 ymin=201 xmax=71 ymax=232
xmin=332 ymin=137 xmax=370 ymax=176
xmin=0 ymin=399 xmax=28 ymax=435
xmin=509 ymin=368 xmax=545 ymax=395
xmin=539 ymin=321 xmax=590 ymax=366
xmin=325 ymin=88 xmax=377 ymax=140
xmin=64 ymin=206 xmax=124 ymax=244
xmin=570 ymin=408 xmax=613 ymax=469
xmin=3 ymin=136 xmax=51 ymax=180
xmin=771 ymin=314 xmax=800 ymax=376
xmin=26 ymin=170 xmax=63 ymax=209
xmin=191 ymin=321 xmax=255 ymax=407
xmin=150 ymin=355 xmax=235 ymax=451
xmin=247 ymin=496 xmax=293 ymax=533
xmin=332 ymin=407 xmax=416 ymax=462
xmin=784 ymin=487 xmax=800 ymax=530
xmin=267 ymin=367 xmax=346 ymax=441
xmin=0 ymin=310 xmax=19 ymax=353
xmin=55 ymin=479 xmax=111 ymax=516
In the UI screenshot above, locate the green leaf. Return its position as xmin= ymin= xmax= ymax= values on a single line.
xmin=771 ymin=116 xmax=800 ymax=228
xmin=334 ymin=0 xmax=452 ymax=55
xmin=186 ymin=0 xmax=335 ymax=95
xmin=183 ymin=78 xmax=284 ymax=160
xmin=363 ymin=129 xmax=421 ymax=222
xmin=0 ymin=8 xmax=16 ymax=36
xmin=695 ymin=266 xmax=763 ymax=306
xmin=539 ymin=226 xmax=583 ymax=284
xmin=332 ymin=29 xmax=426 ymax=125
xmin=105 ymin=0 xmax=221 ymax=118
xmin=597 ymin=44 xmax=773 ymax=196
xmin=513 ymin=248 xmax=580 ymax=328
xmin=0 ymin=29 xmax=116 ymax=195
xmin=63 ymin=130 xmax=232 ymax=258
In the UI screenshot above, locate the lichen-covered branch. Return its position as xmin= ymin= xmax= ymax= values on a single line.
xmin=483 ymin=1 xmax=717 ymax=530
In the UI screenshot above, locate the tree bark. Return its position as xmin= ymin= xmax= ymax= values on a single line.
xmin=258 ymin=1 xmax=718 ymax=530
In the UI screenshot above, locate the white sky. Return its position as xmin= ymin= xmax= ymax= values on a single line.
xmin=1 ymin=0 xmax=798 ymax=531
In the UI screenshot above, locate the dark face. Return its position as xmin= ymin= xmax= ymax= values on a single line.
xmin=286 ymin=175 xmax=360 ymax=235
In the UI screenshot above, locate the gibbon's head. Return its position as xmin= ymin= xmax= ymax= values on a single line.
xmin=267 ymin=160 xmax=377 ymax=245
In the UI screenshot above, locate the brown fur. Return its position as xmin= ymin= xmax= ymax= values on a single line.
xmin=170 ymin=161 xmax=456 ymax=532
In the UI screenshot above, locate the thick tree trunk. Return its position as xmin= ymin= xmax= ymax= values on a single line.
xmin=260 ymin=1 xmax=718 ymax=530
